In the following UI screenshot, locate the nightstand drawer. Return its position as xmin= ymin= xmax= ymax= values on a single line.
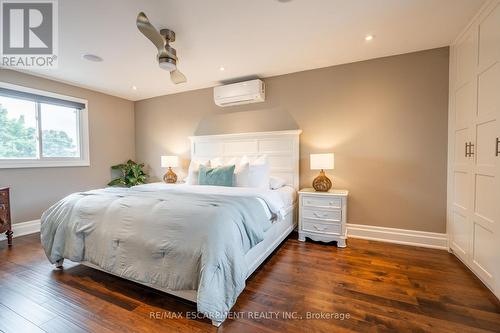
xmin=302 ymin=208 xmax=341 ymax=221
xmin=302 ymin=196 xmax=341 ymax=209
xmin=302 ymin=219 xmax=341 ymax=235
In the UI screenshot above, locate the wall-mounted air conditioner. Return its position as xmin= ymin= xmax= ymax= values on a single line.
xmin=213 ymin=79 xmax=265 ymax=107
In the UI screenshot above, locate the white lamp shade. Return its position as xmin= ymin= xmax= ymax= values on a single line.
xmin=161 ymin=155 xmax=178 ymax=168
xmin=310 ymin=153 xmax=334 ymax=170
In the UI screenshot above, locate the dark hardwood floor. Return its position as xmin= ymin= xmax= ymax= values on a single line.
xmin=1 ymin=233 xmax=499 ymax=333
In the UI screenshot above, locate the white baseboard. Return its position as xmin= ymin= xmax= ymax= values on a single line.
xmin=0 ymin=219 xmax=41 ymax=241
xmin=2 ymin=220 xmax=448 ymax=250
xmin=347 ymin=223 xmax=448 ymax=250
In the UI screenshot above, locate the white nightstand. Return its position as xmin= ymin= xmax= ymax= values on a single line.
xmin=298 ymin=188 xmax=349 ymax=247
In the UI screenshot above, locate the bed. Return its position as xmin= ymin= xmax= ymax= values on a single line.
xmin=40 ymin=130 xmax=301 ymax=327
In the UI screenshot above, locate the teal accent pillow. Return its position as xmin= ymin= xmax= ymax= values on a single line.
xmin=198 ymin=164 xmax=236 ymax=187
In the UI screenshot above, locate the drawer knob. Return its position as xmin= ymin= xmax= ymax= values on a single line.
xmin=329 ymin=201 xmax=334 ymax=205
xmin=313 ymin=224 xmax=327 ymax=231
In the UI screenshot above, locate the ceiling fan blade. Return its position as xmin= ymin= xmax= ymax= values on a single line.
xmin=170 ymin=69 xmax=187 ymax=84
xmin=137 ymin=12 xmax=183 ymax=75
xmin=137 ymin=12 xmax=177 ymax=60
xmin=136 ymin=12 xmax=165 ymax=51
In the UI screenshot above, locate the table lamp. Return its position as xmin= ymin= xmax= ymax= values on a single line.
xmin=161 ymin=155 xmax=179 ymax=183
xmin=310 ymin=153 xmax=334 ymax=192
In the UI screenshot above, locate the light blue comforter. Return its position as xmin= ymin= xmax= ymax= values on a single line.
xmin=40 ymin=185 xmax=281 ymax=322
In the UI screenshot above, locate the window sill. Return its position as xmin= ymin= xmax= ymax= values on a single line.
xmin=0 ymin=159 xmax=90 ymax=169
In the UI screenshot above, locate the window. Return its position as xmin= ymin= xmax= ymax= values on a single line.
xmin=0 ymin=83 xmax=89 ymax=168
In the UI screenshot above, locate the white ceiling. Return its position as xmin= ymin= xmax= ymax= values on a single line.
xmin=19 ymin=0 xmax=485 ymax=101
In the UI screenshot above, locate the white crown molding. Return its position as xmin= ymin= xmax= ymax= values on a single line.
xmin=189 ymin=129 xmax=302 ymax=141
xmin=0 ymin=220 xmax=41 ymax=242
xmin=347 ymin=223 xmax=448 ymax=250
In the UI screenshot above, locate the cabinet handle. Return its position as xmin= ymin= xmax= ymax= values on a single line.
xmin=469 ymin=142 xmax=474 ymax=157
xmin=313 ymin=212 xmax=327 ymax=218
xmin=465 ymin=142 xmax=469 ymax=157
xmin=313 ymin=224 xmax=327 ymax=231
xmin=496 ymin=137 xmax=499 ymax=157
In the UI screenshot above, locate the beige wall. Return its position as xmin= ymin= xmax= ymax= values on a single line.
xmin=0 ymin=69 xmax=135 ymax=224
xmin=135 ymin=47 xmax=449 ymax=233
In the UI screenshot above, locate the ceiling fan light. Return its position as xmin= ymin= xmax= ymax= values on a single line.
xmin=159 ymin=59 xmax=176 ymax=72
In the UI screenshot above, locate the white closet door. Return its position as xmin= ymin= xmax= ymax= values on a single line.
xmin=469 ymin=4 xmax=500 ymax=292
xmin=449 ymin=1 xmax=500 ymax=299
xmin=450 ymin=28 xmax=477 ymax=262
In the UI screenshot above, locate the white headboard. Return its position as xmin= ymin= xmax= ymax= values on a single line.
xmin=189 ymin=130 xmax=302 ymax=190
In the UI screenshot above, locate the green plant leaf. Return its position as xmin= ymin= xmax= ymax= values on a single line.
xmin=108 ymin=178 xmax=126 ymax=186
xmin=131 ymin=166 xmax=139 ymax=178
xmin=111 ymin=164 xmax=126 ymax=170
xmin=108 ymin=159 xmax=149 ymax=187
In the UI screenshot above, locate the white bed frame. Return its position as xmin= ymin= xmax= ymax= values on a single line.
xmin=77 ymin=130 xmax=302 ymax=327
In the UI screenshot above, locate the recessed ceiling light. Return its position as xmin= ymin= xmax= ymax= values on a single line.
xmin=82 ymin=54 xmax=103 ymax=62
xmin=131 ymin=85 xmax=137 ymax=91
xmin=365 ymin=35 xmax=374 ymax=41
xmin=219 ymin=66 xmax=225 ymax=71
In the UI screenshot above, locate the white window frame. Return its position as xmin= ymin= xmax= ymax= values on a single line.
xmin=0 ymin=82 xmax=90 ymax=168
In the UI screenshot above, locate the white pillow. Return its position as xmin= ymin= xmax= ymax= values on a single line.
xmin=206 ymin=157 xmax=247 ymax=186
xmin=269 ymin=176 xmax=287 ymax=190
xmin=234 ymin=162 xmax=250 ymax=187
xmin=203 ymin=156 xmax=272 ymax=188
xmin=240 ymin=155 xmax=270 ymax=189
xmin=211 ymin=157 xmax=241 ymax=168
xmin=186 ymin=160 xmax=210 ymax=185
xmin=210 ymin=157 xmax=223 ymax=168
xmin=225 ymin=157 xmax=238 ymax=166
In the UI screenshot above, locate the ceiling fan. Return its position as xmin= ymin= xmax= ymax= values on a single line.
xmin=136 ymin=12 xmax=186 ymax=84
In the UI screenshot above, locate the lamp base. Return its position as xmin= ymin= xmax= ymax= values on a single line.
xmin=312 ymin=170 xmax=332 ymax=192
xmin=163 ymin=167 xmax=177 ymax=184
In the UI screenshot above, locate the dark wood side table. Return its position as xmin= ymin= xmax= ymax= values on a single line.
xmin=0 ymin=187 xmax=13 ymax=246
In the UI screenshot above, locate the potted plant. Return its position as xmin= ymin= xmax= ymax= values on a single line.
xmin=108 ymin=160 xmax=148 ymax=187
